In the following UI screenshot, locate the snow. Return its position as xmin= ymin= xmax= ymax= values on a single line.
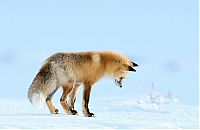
xmin=0 ymin=93 xmax=198 ymax=129
xmin=0 ymin=0 xmax=198 ymax=129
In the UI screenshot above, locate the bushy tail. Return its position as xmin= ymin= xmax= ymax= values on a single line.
xmin=28 ymin=55 xmax=57 ymax=109
xmin=28 ymin=86 xmax=47 ymax=109
xmin=29 ymin=92 xmax=46 ymax=109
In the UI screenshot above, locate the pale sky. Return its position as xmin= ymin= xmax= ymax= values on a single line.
xmin=0 ymin=0 xmax=198 ymax=106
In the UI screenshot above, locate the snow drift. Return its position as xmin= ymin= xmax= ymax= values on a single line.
xmin=0 ymin=93 xmax=198 ymax=129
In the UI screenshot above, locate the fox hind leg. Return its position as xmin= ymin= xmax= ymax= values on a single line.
xmin=69 ymin=83 xmax=81 ymax=110
xmin=46 ymin=87 xmax=59 ymax=114
xmin=46 ymin=99 xmax=59 ymax=114
xmin=60 ymin=81 xmax=77 ymax=115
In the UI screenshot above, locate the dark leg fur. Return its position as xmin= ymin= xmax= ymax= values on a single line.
xmin=82 ymin=82 xmax=94 ymax=117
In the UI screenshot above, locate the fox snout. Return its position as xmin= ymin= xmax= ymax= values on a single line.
xmin=115 ymin=77 xmax=123 ymax=88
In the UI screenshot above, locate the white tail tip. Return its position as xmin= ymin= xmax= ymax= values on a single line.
xmin=31 ymin=92 xmax=46 ymax=109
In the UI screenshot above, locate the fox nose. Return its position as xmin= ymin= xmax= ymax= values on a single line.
xmin=132 ymin=62 xmax=138 ymax=67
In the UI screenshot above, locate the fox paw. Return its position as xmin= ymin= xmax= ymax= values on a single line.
xmin=84 ymin=112 xmax=95 ymax=117
xmin=55 ymin=109 xmax=59 ymax=114
xmin=50 ymin=109 xmax=59 ymax=114
xmin=70 ymin=109 xmax=78 ymax=115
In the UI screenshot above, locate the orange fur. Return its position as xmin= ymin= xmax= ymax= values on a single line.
xmin=28 ymin=51 xmax=138 ymax=117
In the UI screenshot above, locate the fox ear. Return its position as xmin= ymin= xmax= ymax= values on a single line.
xmin=122 ymin=64 xmax=136 ymax=72
xmin=132 ymin=61 xmax=138 ymax=67
xmin=128 ymin=66 xmax=136 ymax=72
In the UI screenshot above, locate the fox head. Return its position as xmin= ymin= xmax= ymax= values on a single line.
xmin=101 ymin=51 xmax=138 ymax=88
xmin=113 ymin=61 xmax=138 ymax=88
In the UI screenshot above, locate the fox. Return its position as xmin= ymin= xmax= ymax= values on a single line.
xmin=28 ymin=51 xmax=138 ymax=117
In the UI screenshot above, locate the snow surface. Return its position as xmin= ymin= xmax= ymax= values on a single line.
xmin=0 ymin=93 xmax=198 ymax=129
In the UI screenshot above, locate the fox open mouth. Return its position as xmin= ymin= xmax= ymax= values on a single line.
xmin=115 ymin=77 xmax=123 ymax=88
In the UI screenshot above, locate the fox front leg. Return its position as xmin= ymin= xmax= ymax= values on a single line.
xmin=82 ymin=82 xmax=94 ymax=117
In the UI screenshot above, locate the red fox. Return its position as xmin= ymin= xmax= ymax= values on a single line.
xmin=28 ymin=51 xmax=138 ymax=117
